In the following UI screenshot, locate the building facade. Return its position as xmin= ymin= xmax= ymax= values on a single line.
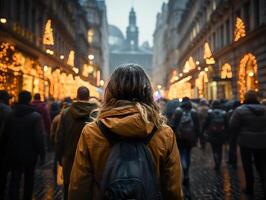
xmin=108 ymin=8 xmax=153 ymax=76
xmin=0 ymin=0 xmax=108 ymax=100
xmin=167 ymin=0 xmax=266 ymax=101
xmin=152 ymin=0 xmax=187 ymax=89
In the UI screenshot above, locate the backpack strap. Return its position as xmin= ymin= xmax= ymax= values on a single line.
xmin=97 ymin=121 xmax=157 ymax=145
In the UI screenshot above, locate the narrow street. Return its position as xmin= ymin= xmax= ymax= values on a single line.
xmin=31 ymin=145 xmax=264 ymax=200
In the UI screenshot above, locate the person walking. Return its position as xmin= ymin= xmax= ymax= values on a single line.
xmin=197 ymin=99 xmax=209 ymax=149
xmin=226 ymin=100 xmax=241 ymax=169
xmin=0 ymin=90 xmax=13 ymax=198
xmin=203 ymin=100 xmax=227 ymax=171
xmin=31 ymin=93 xmax=51 ymax=150
xmin=171 ymin=97 xmax=199 ymax=188
xmin=230 ymin=90 xmax=266 ymax=198
xmin=1 ymin=91 xmax=45 ymax=200
xmin=68 ymin=64 xmax=183 ymax=200
xmin=57 ymin=86 xmax=98 ymax=200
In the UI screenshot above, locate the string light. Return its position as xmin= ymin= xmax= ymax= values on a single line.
xmin=238 ymin=53 xmax=258 ymax=102
xmin=234 ymin=17 xmax=246 ymax=42
xmin=221 ymin=63 xmax=232 ymax=79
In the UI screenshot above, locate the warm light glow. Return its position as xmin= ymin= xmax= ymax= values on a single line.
xmin=0 ymin=18 xmax=7 ymax=24
xmin=157 ymin=85 xmax=162 ymax=89
xmin=45 ymin=49 xmax=54 ymax=55
xmin=174 ymin=76 xmax=179 ymax=81
xmin=197 ymin=67 xmax=201 ymax=70
xmin=96 ymin=70 xmax=101 ymax=86
xmin=204 ymin=42 xmax=215 ymax=65
xmin=196 ymin=61 xmax=200 ymax=65
xmin=195 ymin=71 xmax=208 ymax=98
xmin=221 ymin=63 xmax=232 ymax=79
xmin=168 ymin=76 xmax=192 ymax=99
xmin=60 ymin=55 xmax=64 ymax=60
xmin=204 ymin=67 xmax=209 ymax=72
xmin=67 ymin=50 xmax=75 ymax=66
xmin=100 ymin=80 xmax=105 ymax=87
xmin=88 ymin=29 xmax=94 ymax=43
xmin=183 ymin=57 xmax=196 ymax=73
xmin=234 ymin=17 xmax=246 ymax=42
xmin=88 ymin=54 xmax=94 ymax=60
xmin=179 ymin=73 xmax=183 ymax=77
xmin=44 ymin=65 xmax=48 ymax=72
xmin=43 ymin=19 xmax=54 ymax=45
xmin=238 ymin=53 xmax=258 ymax=102
xmin=73 ymin=67 xmax=79 ymax=74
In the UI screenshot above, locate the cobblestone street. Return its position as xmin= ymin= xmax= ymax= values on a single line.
xmin=31 ymin=145 xmax=264 ymax=200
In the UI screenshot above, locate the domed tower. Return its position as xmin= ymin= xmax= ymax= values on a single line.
xmin=126 ymin=8 xmax=139 ymax=50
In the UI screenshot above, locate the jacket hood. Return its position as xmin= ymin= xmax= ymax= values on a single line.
xmin=245 ymin=104 xmax=266 ymax=116
xmin=69 ymin=101 xmax=97 ymax=119
xmin=98 ymin=104 xmax=154 ymax=138
xmin=13 ymin=104 xmax=35 ymax=117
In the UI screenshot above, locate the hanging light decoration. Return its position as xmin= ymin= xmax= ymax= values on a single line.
xmin=43 ymin=19 xmax=54 ymax=45
xmin=221 ymin=63 xmax=233 ymax=79
xmin=204 ymin=42 xmax=215 ymax=65
xmin=234 ymin=17 xmax=246 ymax=42
xmin=67 ymin=50 xmax=75 ymax=67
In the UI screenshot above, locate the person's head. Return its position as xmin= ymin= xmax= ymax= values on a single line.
xmin=180 ymin=97 xmax=192 ymax=110
xmin=77 ymin=86 xmax=90 ymax=101
xmin=212 ymin=100 xmax=221 ymax=109
xmin=18 ymin=91 xmax=32 ymax=105
xmin=0 ymin=90 xmax=11 ymax=105
xmin=244 ymin=90 xmax=260 ymax=104
xmin=34 ymin=93 xmax=41 ymax=100
xmin=199 ymin=98 xmax=209 ymax=106
xmin=103 ymin=63 xmax=163 ymax=126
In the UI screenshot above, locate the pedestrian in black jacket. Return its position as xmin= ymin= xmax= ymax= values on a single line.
xmin=171 ymin=97 xmax=199 ymax=188
xmin=0 ymin=90 xmax=13 ymax=198
xmin=203 ymin=100 xmax=227 ymax=171
xmin=230 ymin=90 xmax=266 ymax=198
xmin=0 ymin=91 xmax=45 ymax=200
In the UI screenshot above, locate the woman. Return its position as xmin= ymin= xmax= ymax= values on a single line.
xmin=68 ymin=64 xmax=183 ymax=199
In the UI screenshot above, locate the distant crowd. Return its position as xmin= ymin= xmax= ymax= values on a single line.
xmin=0 ymin=63 xmax=266 ymax=200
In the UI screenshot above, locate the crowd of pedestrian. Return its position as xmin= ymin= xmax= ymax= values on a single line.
xmin=0 ymin=63 xmax=266 ymax=200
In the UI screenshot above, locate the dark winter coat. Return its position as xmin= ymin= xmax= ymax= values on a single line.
xmin=202 ymin=109 xmax=227 ymax=144
xmin=3 ymin=104 xmax=45 ymax=166
xmin=230 ymin=104 xmax=266 ymax=149
xmin=31 ymin=100 xmax=51 ymax=135
xmin=0 ymin=103 xmax=12 ymax=160
xmin=57 ymin=101 xmax=98 ymax=186
xmin=171 ymin=107 xmax=200 ymax=147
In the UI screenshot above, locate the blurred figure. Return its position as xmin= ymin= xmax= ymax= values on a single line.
xmin=226 ymin=100 xmax=241 ymax=169
xmin=164 ymin=99 xmax=180 ymax=125
xmin=156 ymin=98 xmax=168 ymax=114
xmin=69 ymin=64 xmax=183 ymax=200
xmin=261 ymin=98 xmax=266 ymax=106
xmin=1 ymin=91 xmax=45 ymax=200
xmin=230 ymin=90 xmax=266 ymax=197
xmin=50 ymin=101 xmax=61 ymax=121
xmin=31 ymin=93 xmax=51 ymax=150
xmin=197 ymin=98 xmax=209 ymax=149
xmin=171 ymin=97 xmax=199 ymax=188
xmin=0 ymin=90 xmax=12 ymax=198
xmin=57 ymin=87 xmax=98 ymax=200
xmin=203 ymin=100 xmax=227 ymax=171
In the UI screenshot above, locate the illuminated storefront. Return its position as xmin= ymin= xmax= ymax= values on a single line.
xmin=238 ymin=53 xmax=258 ymax=102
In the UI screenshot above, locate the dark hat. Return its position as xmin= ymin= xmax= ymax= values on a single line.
xmin=0 ymin=90 xmax=12 ymax=101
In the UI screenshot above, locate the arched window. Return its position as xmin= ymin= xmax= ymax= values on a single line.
xmin=238 ymin=53 xmax=258 ymax=102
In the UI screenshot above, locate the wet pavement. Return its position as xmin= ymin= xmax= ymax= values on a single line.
xmin=9 ymin=144 xmax=264 ymax=200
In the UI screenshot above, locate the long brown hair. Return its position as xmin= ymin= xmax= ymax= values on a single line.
xmin=101 ymin=63 xmax=165 ymax=127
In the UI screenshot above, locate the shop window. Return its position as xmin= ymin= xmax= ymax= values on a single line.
xmin=238 ymin=53 xmax=258 ymax=102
